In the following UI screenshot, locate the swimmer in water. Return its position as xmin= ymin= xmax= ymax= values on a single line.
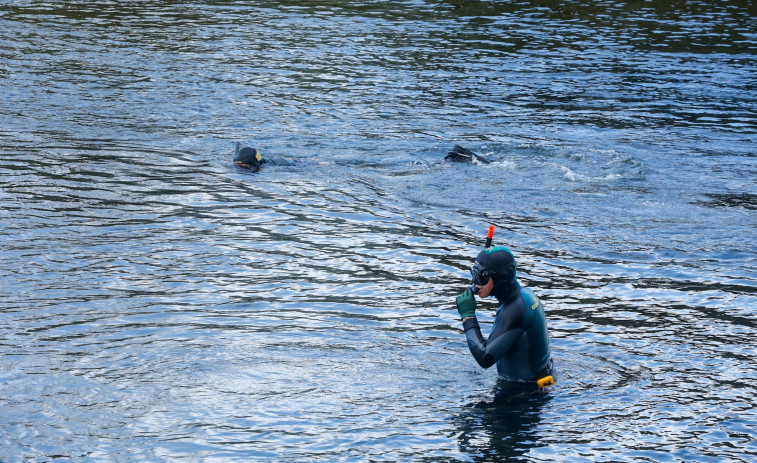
xmin=455 ymin=245 xmax=554 ymax=387
xmin=233 ymin=142 xmax=294 ymax=172
xmin=234 ymin=143 xmax=487 ymax=171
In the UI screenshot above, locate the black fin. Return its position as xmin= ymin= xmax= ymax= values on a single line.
xmin=444 ymin=145 xmax=490 ymax=164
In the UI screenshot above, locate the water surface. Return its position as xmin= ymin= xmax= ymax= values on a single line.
xmin=1 ymin=1 xmax=756 ymax=461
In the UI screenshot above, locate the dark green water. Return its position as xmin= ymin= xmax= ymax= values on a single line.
xmin=1 ymin=1 xmax=755 ymax=461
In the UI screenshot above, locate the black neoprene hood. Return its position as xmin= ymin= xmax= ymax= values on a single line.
xmin=234 ymin=147 xmax=261 ymax=167
xmin=476 ymin=246 xmax=518 ymax=303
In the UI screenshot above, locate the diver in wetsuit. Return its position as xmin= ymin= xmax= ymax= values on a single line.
xmin=455 ymin=246 xmax=554 ymax=385
xmin=235 ymin=143 xmax=487 ymax=172
xmin=233 ymin=143 xmax=294 ymax=172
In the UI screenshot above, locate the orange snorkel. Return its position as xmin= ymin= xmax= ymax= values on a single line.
xmin=470 ymin=225 xmax=495 ymax=294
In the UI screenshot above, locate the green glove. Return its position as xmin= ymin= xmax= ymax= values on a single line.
xmin=456 ymin=288 xmax=477 ymax=319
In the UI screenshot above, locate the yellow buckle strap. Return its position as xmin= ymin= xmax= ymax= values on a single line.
xmin=536 ymin=375 xmax=555 ymax=388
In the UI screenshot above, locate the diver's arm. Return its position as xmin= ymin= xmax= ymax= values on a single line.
xmin=462 ymin=314 xmax=524 ymax=369
xmin=264 ymin=155 xmax=295 ymax=167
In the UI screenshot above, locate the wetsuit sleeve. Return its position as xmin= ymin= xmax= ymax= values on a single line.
xmin=461 ymin=308 xmax=524 ymax=369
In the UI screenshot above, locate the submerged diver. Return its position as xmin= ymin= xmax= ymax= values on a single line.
xmin=455 ymin=238 xmax=554 ymax=387
xmin=233 ymin=142 xmax=294 ymax=172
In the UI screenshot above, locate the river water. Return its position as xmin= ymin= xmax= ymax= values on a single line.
xmin=1 ymin=1 xmax=755 ymax=461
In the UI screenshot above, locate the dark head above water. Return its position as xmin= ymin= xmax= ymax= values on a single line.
xmin=444 ymin=145 xmax=490 ymax=164
xmin=233 ymin=142 xmax=263 ymax=172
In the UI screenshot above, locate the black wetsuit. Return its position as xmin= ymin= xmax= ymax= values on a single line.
xmin=462 ymin=284 xmax=552 ymax=382
xmin=233 ymin=144 xmax=294 ymax=171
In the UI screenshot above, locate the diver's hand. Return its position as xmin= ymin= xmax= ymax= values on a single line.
xmin=456 ymin=288 xmax=477 ymax=319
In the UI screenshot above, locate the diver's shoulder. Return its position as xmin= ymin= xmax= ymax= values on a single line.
xmin=518 ymin=286 xmax=540 ymax=308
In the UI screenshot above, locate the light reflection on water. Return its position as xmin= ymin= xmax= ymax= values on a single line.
xmin=1 ymin=0 xmax=756 ymax=461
